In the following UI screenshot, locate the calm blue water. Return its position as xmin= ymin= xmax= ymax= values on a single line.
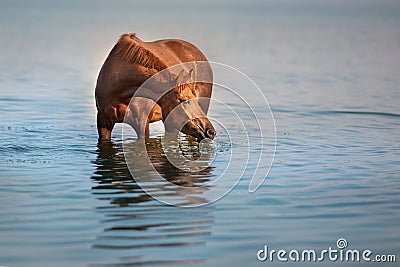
xmin=1 ymin=1 xmax=399 ymax=266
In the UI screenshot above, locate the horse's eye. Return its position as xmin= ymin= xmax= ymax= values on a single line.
xmin=183 ymin=100 xmax=190 ymax=106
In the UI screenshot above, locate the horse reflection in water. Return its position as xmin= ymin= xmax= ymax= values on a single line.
xmin=90 ymin=137 xmax=215 ymax=266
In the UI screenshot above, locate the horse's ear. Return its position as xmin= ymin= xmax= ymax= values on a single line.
xmin=158 ymin=70 xmax=178 ymax=90
xmin=159 ymin=70 xmax=173 ymax=83
xmin=149 ymin=69 xmax=193 ymax=94
xmin=176 ymin=70 xmax=185 ymax=86
xmin=189 ymin=68 xmax=194 ymax=80
xmin=187 ymin=68 xmax=194 ymax=82
xmin=176 ymin=69 xmax=193 ymax=86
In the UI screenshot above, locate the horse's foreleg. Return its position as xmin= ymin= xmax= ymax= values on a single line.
xmin=144 ymin=122 xmax=150 ymax=139
xmin=124 ymin=110 xmax=150 ymax=140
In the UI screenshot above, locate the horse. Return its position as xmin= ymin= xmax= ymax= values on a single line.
xmin=95 ymin=33 xmax=216 ymax=142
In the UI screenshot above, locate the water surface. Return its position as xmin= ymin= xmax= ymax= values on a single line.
xmin=1 ymin=1 xmax=399 ymax=266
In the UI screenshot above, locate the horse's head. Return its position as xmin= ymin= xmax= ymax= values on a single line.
xmin=157 ymin=69 xmax=216 ymax=141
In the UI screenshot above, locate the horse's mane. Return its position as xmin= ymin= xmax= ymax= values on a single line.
xmin=114 ymin=33 xmax=167 ymax=70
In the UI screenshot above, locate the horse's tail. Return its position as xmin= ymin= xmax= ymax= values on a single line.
xmin=114 ymin=33 xmax=167 ymax=70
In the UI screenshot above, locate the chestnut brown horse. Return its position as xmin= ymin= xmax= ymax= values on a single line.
xmin=95 ymin=33 xmax=215 ymax=142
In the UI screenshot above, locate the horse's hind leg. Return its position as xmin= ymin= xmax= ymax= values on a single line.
xmin=97 ymin=110 xmax=115 ymax=142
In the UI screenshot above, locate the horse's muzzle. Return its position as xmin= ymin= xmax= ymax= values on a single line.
xmin=182 ymin=117 xmax=216 ymax=141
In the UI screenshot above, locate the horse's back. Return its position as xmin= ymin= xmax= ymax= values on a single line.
xmin=151 ymin=39 xmax=208 ymax=63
